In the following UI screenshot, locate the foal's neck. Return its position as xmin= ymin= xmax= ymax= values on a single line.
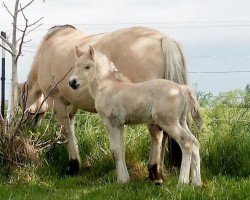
xmin=89 ymin=66 xmax=128 ymax=98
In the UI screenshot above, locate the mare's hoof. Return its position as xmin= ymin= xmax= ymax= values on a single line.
xmin=145 ymin=176 xmax=152 ymax=182
xmin=155 ymin=181 xmax=163 ymax=187
xmin=66 ymin=159 xmax=80 ymax=176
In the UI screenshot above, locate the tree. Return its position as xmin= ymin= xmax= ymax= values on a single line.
xmin=0 ymin=0 xmax=43 ymax=122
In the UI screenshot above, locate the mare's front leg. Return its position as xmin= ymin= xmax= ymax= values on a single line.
xmin=103 ymin=119 xmax=129 ymax=183
xmin=147 ymin=124 xmax=166 ymax=186
xmin=51 ymin=99 xmax=81 ymax=175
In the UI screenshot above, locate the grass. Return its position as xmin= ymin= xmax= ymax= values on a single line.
xmin=0 ymin=172 xmax=249 ymax=200
xmin=0 ymin=89 xmax=250 ymax=199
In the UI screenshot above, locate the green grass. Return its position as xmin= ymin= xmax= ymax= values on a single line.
xmin=0 ymin=89 xmax=250 ymax=199
xmin=0 ymin=172 xmax=249 ymax=200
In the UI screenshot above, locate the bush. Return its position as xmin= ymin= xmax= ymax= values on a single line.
xmin=200 ymin=89 xmax=250 ymax=177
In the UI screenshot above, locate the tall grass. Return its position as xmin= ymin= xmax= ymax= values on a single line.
xmin=200 ymin=89 xmax=250 ymax=177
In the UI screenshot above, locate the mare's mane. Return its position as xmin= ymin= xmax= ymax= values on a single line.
xmin=44 ymin=24 xmax=76 ymax=41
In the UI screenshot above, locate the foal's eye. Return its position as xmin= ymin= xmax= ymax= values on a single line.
xmin=85 ymin=65 xmax=90 ymax=69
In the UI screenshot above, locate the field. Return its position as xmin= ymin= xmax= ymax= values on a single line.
xmin=0 ymin=89 xmax=249 ymax=200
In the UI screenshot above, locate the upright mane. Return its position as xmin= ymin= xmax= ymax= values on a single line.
xmin=44 ymin=24 xmax=76 ymax=41
xmin=95 ymin=51 xmax=130 ymax=82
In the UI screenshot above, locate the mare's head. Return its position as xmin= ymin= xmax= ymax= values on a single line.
xmin=69 ymin=46 xmax=96 ymax=90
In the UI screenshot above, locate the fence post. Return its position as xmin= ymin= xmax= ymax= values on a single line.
xmin=1 ymin=31 xmax=6 ymax=118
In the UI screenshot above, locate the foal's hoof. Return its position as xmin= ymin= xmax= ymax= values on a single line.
xmin=66 ymin=159 xmax=80 ymax=176
xmin=191 ymin=181 xmax=203 ymax=187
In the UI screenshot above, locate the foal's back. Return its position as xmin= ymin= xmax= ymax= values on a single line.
xmin=96 ymin=79 xmax=184 ymax=125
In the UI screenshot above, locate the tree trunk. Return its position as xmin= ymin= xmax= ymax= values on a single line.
xmin=7 ymin=59 xmax=18 ymax=121
xmin=6 ymin=0 xmax=19 ymax=122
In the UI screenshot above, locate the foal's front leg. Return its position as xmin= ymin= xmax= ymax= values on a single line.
xmin=104 ymin=121 xmax=129 ymax=183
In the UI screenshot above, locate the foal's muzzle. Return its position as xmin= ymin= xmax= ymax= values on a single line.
xmin=69 ymin=78 xmax=80 ymax=90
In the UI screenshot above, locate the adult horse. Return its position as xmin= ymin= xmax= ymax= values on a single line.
xmin=24 ymin=25 xmax=187 ymax=180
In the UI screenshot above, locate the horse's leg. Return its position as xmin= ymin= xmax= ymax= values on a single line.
xmin=168 ymin=136 xmax=182 ymax=169
xmin=147 ymin=124 xmax=164 ymax=186
xmin=160 ymin=132 xmax=168 ymax=175
xmin=180 ymin=114 xmax=202 ymax=186
xmin=190 ymin=136 xmax=202 ymax=186
xmin=52 ymin=99 xmax=81 ymax=175
xmin=104 ymin=121 xmax=129 ymax=183
xmin=67 ymin=105 xmax=80 ymax=175
xmin=159 ymin=121 xmax=194 ymax=186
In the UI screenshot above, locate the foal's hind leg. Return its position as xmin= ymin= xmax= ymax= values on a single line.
xmin=190 ymin=136 xmax=202 ymax=186
xmin=180 ymin=115 xmax=202 ymax=186
xmin=159 ymin=121 xmax=194 ymax=186
xmin=51 ymin=99 xmax=81 ymax=175
xmin=147 ymin=124 xmax=165 ymax=186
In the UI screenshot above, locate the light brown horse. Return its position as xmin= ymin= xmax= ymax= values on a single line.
xmin=69 ymin=46 xmax=202 ymax=186
xmin=23 ymin=25 xmax=187 ymax=179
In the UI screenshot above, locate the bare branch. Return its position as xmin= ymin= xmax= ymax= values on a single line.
xmin=23 ymin=38 xmax=32 ymax=44
xmin=16 ymin=25 xmax=40 ymax=43
xmin=16 ymin=17 xmax=43 ymax=43
xmin=32 ymin=67 xmax=73 ymax=122
xmin=0 ymin=44 xmax=13 ymax=55
xmin=17 ymin=0 xmax=35 ymax=13
xmin=2 ymin=2 xmax=14 ymax=18
xmin=14 ymin=83 xmax=28 ymax=135
xmin=0 ymin=34 xmax=13 ymax=49
xmin=0 ymin=152 xmax=26 ymax=167
xmin=12 ymin=22 xmax=23 ymax=32
xmin=27 ymin=17 xmax=43 ymax=28
xmin=16 ymin=4 xmax=29 ymax=61
xmin=22 ymin=22 xmax=43 ymax=39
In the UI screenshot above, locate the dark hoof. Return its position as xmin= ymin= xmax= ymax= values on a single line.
xmin=145 ymin=176 xmax=151 ymax=182
xmin=66 ymin=159 xmax=80 ymax=176
xmin=155 ymin=181 xmax=163 ymax=187
xmin=148 ymin=164 xmax=157 ymax=180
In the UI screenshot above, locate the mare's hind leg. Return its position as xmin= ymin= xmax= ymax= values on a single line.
xmin=147 ymin=124 xmax=166 ymax=186
xmin=51 ymin=99 xmax=81 ymax=175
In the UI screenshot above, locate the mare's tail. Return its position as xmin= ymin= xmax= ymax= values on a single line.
xmin=161 ymin=36 xmax=187 ymax=84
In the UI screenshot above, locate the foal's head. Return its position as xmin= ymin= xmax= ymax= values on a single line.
xmin=69 ymin=46 xmax=96 ymax=90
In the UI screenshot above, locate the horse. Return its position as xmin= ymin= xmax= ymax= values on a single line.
xmin=22 ymin=25 xmax=187 ymax=180
xmin=68 ymin=46 xmax=202 ymax=186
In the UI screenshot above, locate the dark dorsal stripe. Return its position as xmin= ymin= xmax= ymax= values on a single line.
xmin=44 ymin=24 xmax=76 ymax=41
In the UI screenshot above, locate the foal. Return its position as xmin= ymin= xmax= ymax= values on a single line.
xmin=69 ymin=46 xmax=202 ymax=186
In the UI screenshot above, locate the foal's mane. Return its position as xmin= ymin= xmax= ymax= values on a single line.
xmin=95 ymin=51 xmax=130 ymax=82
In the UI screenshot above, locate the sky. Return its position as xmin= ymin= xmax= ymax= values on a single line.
xmin=0 ymin=0 xmax=250 ymax=99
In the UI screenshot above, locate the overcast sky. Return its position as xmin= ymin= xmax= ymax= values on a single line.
xmin=1 ymin=0 xmax=250 ymax=98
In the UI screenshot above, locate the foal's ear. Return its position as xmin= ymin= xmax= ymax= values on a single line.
xmin=88 ymin=45 xmax=95 ymax=61
xmin=75 ymin=46 xmax=84 ymax=58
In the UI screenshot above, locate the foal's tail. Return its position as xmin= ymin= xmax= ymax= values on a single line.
xmin=182 ymin=86 xmax=203 ymax=129
xmin=161 ymin=36 xmax=187 ymax=85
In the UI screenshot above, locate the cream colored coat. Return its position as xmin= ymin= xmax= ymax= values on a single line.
xmin=24 ymin=25 xmax=187 ymax=177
